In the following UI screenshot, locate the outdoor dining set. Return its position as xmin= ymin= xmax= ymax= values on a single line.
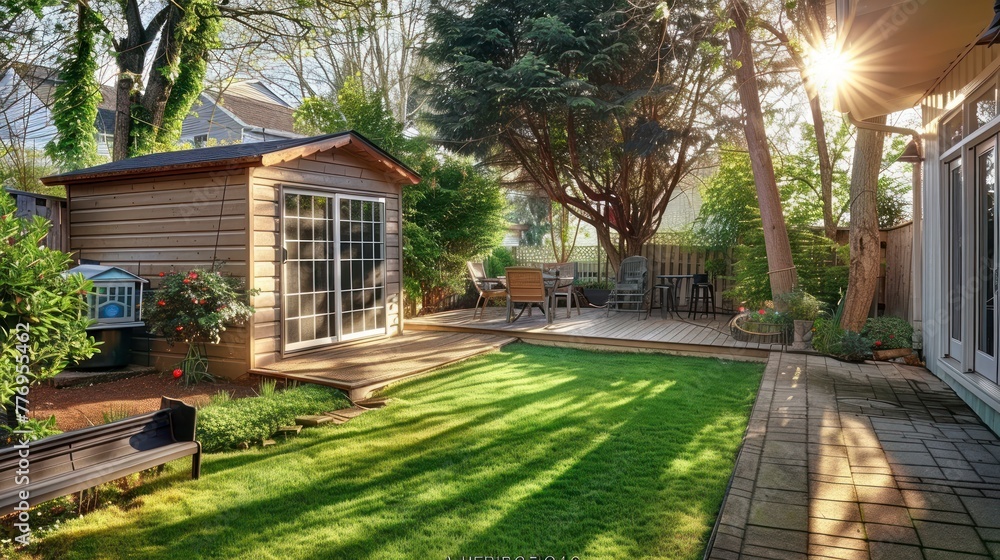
xmin=467 ymin=256 xmax=717 ymax=325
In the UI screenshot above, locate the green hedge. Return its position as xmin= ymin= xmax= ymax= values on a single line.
xmin=197 ymin=385 xmax=350 ymax=452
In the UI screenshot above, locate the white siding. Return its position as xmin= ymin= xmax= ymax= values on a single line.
xmin=0 ymin=68 xmax=56 ymax=151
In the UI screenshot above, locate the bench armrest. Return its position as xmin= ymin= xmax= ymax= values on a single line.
xmin=160 ymin=397 xmax=197 ymax=443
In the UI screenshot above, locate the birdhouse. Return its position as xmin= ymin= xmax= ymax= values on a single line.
xmin=66 ymin=265 xmax=148 ymax=329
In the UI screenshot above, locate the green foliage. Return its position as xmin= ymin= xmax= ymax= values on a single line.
xmin=877 ymin=175 xmax=912 ymax=229
xmin=506 ymin=194 xmax=550 ymax=247
xmin=208 ymin=390 xmax=232 ymax=406
xmin=258 ymin=378 xmax=278 ymax=398
xmin=0 ymin=415 xmax=60 ymax=445
xmin=777 ymin=291 xmax=822 ymax=322
xmin=295 ymin=76 xmax=408 ymax=156
xmin=484 ymin=246 xmax=516 ymax=278
xmin=695 ymin=148 xmax=847 ymax=307
xmin=196 ymin=385 xmax=349 ymax=452
xmin=863 ymin=316 xmax=913 ymax=350
xmin=153 ymin=0 xmax=222 ymax=150
xmin=743 ymin=307 xmax=792 ymax=332
xmin=101 ymin=405 xmax=135 ymax=425
xmin=45 ymin=5 xmax=103 ymax=171
xmin=837 ymin=330 xmax=873 ymax=362
xmin=143 ymin=268 xmax=257 ymax=345
xmin=0 ymin=148 xmax=62 ymax=196
xmin=0 ymin=193 xmax=98 ymax=405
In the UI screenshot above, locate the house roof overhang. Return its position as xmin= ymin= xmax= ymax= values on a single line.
xmin=41 ymin=131 xmax=421 ymax=186
xmin=833 ymin=0 xmax=996 ymax=120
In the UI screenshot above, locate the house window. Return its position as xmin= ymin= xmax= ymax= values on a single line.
xmin=193 ymin=134 xmax=208 ymax=148
xmin=97 ymin=133 xmax=114 ymax=150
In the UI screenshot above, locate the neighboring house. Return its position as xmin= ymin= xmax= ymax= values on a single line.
xmin=0 ymin=64 xmax=116 ymax=156
xmin=833 ymin=1 xmax=1000 ymax=431
xmin=179 ymin=81 xmax=302 ymax=147
xmin=41 ymin=132 xmax=418 ymax=379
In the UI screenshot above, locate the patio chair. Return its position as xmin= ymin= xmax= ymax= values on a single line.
xmin=468 ymin=261 xmax=507 ymax=320
xmin=543 ymin=262 xmax=581 ymax=317
xmin=504 ymin=267 xmax=549 ymax=323
xmin=606 ymin=256 xmax=650 ymax=320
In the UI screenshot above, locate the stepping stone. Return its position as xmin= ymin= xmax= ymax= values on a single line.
xmin=355 ymin=397 xmax=391 ymax=409
xmin=295 ymin=415 xmax=333 ymax=427
xmin=261 ymin=439 xmax=277 ymax=447
xmin=325 ymin=407 xmax=367 ymax=421
xmin=275 ymin=425 xmax=302 ymax=436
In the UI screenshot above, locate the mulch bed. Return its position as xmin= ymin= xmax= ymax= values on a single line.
xmin=29 ymin=373 xmax=261 ymax=432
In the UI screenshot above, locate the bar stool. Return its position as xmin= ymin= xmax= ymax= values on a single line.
xmin=687 ymin=273 xmax=716 ymax=319
xmin=655 ymin=283 xmax=676 ymax=318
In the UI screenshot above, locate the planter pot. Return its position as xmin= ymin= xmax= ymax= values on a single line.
xmin=791 ymin=320 xmax=814 ymax=351
xmin=583 ymin=288 xmax=610 ymax=307
xmin=729 ymin=313 xmax=789 ymax=345
xmin=872 ymin=347 xmax=912 ymax=361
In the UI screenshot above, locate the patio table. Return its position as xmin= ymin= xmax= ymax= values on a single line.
xmin=656 ymin=274 xmax=695 ymax=311
xmin=488 ymin=274 xmax=573 ymax=324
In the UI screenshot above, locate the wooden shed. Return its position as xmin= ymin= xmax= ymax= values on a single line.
xmin=41 ymin=132 xmax=420 ymax=378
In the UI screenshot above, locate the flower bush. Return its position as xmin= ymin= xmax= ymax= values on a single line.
xmin=777 ymin=291 xmax=823 ymax=322
xmin=863 ymin=316 xmax=913 ymax=351
xmin=144 ymin=268 xmax=258 ymax=385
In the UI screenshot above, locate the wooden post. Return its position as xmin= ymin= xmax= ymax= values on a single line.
xmin=727 ymin=0 xmax=798 ymax=304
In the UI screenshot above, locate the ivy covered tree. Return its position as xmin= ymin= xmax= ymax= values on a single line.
xmin=0 ymin=193 xmax=98 ymax=406
xmin=423 ymin=0 xmax=726 ymax=273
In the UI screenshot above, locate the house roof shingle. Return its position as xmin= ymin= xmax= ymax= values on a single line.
xmin=41 ymin=131 xmax=420 ymax=185
xmin=205 ymin=89 xmax=297 ymax=134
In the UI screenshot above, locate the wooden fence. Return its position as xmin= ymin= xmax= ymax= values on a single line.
xmin=5 ymin=188 xmax=69 ymax=252
xmin=881 ymin=222 xmax=913 ymax=320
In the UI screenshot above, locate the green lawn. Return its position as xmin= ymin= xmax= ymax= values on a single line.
xmin=35 ymin=344 xmax=763 ymax=560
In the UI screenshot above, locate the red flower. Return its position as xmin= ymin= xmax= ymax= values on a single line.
xmin=188 ymin=272 xmax=198 ymax=279
xmin=758 ymin=309 xmax=766 ymax=315
xmin=172 ymin=368 xmax=183 ymax=379
xmin=738 ymin=306 xmax=746 ymax=313
xmin=199 ymin=299 xmax=207 ymax=305
xmin=159 ymin=272 xmax=165 ymax=277
xmin=175 ymin=325 xmax=184 ymax=332
xmin=192 ymin=298 xmax=199 ymax=304
xmin=157 ymin=300 xmax=166 ymax=306
xmin=183 ymin=278 xmax=191 ymax=284
xmin=889 ymin=334 xmax=895 ymax=339
xmin=875 ymin=340 xmax=883 ymax=347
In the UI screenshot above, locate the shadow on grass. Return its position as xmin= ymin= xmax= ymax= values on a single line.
xmin=36 ymin=345 xmax=762 ymax=560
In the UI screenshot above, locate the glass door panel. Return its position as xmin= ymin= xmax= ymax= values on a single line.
xmin=337 ymin=196 xmax=386 ymax=340
xmin=283 ymin=193 xmax=337 ymax=352
xmin=949 ymin=160 xmax=964 ymax=359
xmin=975 ymin=139 xmax=998 ymax=382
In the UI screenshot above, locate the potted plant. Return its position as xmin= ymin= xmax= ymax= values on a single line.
xmin=863 ymin=316 xmax=914 ymax=360
xmin=730 ymin=305 xmax=792 ymax=344
xmin=778 ymin=291 xmax=822 ymax=351
xmin=144 ymin=268 xmax=258 ymax=385
xmin=578 ymin=279 xmax=613 ymax=307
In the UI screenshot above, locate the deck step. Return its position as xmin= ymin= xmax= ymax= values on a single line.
xmin=295 ymin=415 xmax=334 ymax=427
xmin=275 ymin=425 xmax=303 ymax=436
xmin=355 ymin=397 xmax=391 ymax=409
xmin=261 ymin=439 xmax=277 ymax=447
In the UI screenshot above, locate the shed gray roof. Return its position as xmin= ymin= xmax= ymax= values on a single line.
xmin=42 ymin=131 xmax=420 ymax=185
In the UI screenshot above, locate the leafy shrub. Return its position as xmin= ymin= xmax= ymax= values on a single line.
xmin=837 ymin=330 xmax=873 ymax=362
xmin=209 ymin=390 xmax=232 ymax=406
xmin=102 ymin=405 xmax=135 ymax=424
xmin=811 ymin=316 xmax=840 ymax=355
xmin=258 ymin=379 xmax=278 ymax=398
xmin=0 ymin=416 xmax=61 ymax=446
xmin=863 ymin=316 xmax=913 ymax=350
xmin=777 ymin=291 xmax=822 ymax=322
xmin=197 ymin=385 xmax=350 ymax=452
xmin=744 ymin=307 xmax=792 ymax=330
xmin=485 ymin=246 xmax=516 ymax=278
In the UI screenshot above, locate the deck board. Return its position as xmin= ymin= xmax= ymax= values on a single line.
xmin=407 ymin=307 xmax=782 ymax=360
xmin=250 ymin=331 xmax=516 ymax=399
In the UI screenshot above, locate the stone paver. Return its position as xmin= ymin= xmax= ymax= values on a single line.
xmin=706 ymin=353 xmax=1000 ymax=559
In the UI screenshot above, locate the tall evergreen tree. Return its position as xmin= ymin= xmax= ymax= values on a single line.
xmin=423 ymin=0 xmax=725 ymax=272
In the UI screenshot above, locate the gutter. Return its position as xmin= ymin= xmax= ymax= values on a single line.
xmin=847 ymin=112 xmax=923 ymax=159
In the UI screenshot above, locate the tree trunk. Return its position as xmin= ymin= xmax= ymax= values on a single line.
xmin=808 ymin=94 xmax=837 ymax=240
xmin=727 ymin=0 xmax=798 ymax=303
xmin=840 ymin=116 xmax=886 ymax=332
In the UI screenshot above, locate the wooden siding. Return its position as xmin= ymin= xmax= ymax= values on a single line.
xmin=67 ymin=169 xmax=250 ymax=378
xmin=6 ymin=189 xmax=68 ymax=252
xmin=250 ymin=148 xmax=404 ymax=368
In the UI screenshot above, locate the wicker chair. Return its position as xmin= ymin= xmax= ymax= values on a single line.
xmin=467 ymin=261 xmax=506 ymax=320
xmin=543 ymin=262 xmax=581 ymax=317
xmin=606 ymin=256 xmax=650 ymax=320
xmin=504 ymin=267 xmax=549 ymax=323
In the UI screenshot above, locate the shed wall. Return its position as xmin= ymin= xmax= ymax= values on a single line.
xmin=250 ymin=148 xmax=404 ymax=368
xmin=68 ymin=169 xmax=251 ymax=378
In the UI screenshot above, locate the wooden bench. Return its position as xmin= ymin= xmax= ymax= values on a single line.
xmin=0 ymin=397 xmax=201 ymax=515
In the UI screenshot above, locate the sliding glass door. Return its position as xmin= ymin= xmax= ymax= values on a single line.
xmin=283 ymin=190 xmax=386 ymax=352
xmin=949 ymin=159 xmax=964 ymax=359
xmin=975 ymin=139 xmax=999 ymax=383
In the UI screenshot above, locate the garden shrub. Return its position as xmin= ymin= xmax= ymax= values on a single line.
xmin=837 ymin=330 xmax=874 ymax=362
xmin=197 ymin=384 xmax=350 ymax=452
xmin=485 ymin=246 xmax=516 ymax=278
xmin=777 ymin=291 xmax=823 ymax=321
xmin=863 ymin=316 xmax=913 ymax=350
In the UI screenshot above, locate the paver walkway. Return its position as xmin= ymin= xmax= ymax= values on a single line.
xmin=708 ymin=352 xmax=1000 ymax=559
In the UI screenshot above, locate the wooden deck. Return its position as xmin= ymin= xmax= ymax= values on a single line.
xmin=407 ymin=306 xmax=782 ymax=360
xmin=249 ymin=331 xmax=516 ymax=400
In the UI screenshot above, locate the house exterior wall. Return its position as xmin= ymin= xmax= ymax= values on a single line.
xmin=179 ymin=96 xmax=247 ymax=145
xmin=249 ymin=148 xmax=404 ymax=368
xmin=67 ymin=169 xmax=251 ymax=378
xmin=920 ymin=45 xmax=1000 ymax=434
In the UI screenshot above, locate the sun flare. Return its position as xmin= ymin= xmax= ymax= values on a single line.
xmin=806 ymin=45 xmax=852 ymax=91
